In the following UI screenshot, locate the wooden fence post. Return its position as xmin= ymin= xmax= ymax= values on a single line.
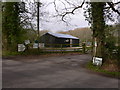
xmin=82 ymin=42 xmax=86 ymax=53
xmin=61 ymin=44 xmax=63 ymax=53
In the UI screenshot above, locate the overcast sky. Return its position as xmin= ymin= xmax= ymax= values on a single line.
xmin=28 ymin=0 xmax=119 ymax=33
xmin=39 ymin=0 xmax=89 ymax=32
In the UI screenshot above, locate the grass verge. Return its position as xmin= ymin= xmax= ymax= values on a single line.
xmin=86 ymin=61 xmax=120 ymax=78
xmin=2 ymin=49 xmax=82 ymax=57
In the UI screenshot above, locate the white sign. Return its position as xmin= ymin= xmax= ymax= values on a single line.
xmin=18 ymin=44 xmax=26 ymax=52
xmin=33 ymin=43 xmax=38 ymax=48
xmin=33 ymin=43 xmax=45 ymax=48
xmin=93 ymin=57 xmax=102 ymax=66
xmin=25 ymin=40 xmax=30 ymax=45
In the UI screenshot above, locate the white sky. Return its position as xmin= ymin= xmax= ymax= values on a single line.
xmin=27 ymin=0 xmax=119 ymax=33
xmin=39 ymin=0 xmax=89 ymax=32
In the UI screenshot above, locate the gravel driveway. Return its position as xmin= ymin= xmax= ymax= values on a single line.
xmin=2 ymin=54 xmax=119 ymax=88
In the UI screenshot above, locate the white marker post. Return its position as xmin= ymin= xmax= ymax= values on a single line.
xmin=92 ymin=38 xmax=102 ymax=66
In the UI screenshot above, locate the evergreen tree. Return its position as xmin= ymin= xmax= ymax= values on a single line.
xmin=2 ymin=2 xmax=24 ymax=51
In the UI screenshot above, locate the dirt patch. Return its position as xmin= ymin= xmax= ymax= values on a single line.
xmin=101 ymin=60 xmax=119 ymax=72
xmin=102 ymin=64 xmax=119 ymax=72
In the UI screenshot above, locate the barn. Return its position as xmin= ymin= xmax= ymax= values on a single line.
xmin=39 ymin=32 xmax=79 ymax=47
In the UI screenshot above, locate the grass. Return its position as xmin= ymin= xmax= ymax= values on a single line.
xmin=86 ymin=61 xmax=120 ymax=78
xmin=2 ymin=48 xmax=82 ymax=57
xmin=2 ymin=50 xmax=24 ymax=56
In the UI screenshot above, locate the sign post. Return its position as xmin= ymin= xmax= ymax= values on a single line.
xmin=92 ymin=38 xmax=102 ymax=66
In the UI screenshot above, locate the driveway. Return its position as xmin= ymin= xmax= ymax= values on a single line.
xmin=2 ymin=54 xmax=119 ymax=88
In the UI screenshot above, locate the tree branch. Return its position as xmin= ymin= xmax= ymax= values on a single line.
xmin=107 ymin=2 xmax=120 ymax=16
xmin=61 ymin=0 xmax=85 ymax=22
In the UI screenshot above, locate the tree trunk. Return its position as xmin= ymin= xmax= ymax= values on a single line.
xmin=91 ymin=2 xmax=106 ymax=62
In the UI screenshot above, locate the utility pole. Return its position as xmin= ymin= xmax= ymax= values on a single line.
xmin=37 ymin=1 xmax=39 ymax=50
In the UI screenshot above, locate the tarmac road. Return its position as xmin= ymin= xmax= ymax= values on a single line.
xmin=2 ymin=54 xmax=119 ymax=88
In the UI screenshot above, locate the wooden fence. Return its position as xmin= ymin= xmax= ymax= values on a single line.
xmin=27 ymin=43 xmax=92 ymax=53
xmin=39 ymin=43 xmax=92 ymax=53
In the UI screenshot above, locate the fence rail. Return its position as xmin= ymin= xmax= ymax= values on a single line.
xmin=44 ymin=43 xmax=80 ymax=47
xmin=41 ymin=46 xmax=91 ymax=53
xmin=27 ymin=43 xmax=92 ymax=53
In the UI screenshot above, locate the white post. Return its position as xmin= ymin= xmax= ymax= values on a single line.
xmin=94 ymin=38 xmax=97 ymax=57
xmin=70 ymin=39 xmax=72 ymax=47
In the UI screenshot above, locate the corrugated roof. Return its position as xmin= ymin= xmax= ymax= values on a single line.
xmin=47 ymin=32 xmax=79 ymax=39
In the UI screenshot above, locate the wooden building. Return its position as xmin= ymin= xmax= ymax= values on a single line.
xmin=39 ymin=32 xmax=79 ymax=47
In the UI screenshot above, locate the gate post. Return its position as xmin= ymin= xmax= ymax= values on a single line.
xmin=82 ymin=42 xmax=86 ymax=53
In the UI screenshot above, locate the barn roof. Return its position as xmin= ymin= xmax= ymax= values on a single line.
xmin=47 ymin=32 xmax=79 ymax=39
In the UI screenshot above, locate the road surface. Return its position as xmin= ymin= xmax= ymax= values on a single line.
xmin=2 ymin=54 xmax=119 ymax=88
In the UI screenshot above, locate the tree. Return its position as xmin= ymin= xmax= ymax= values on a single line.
xmin=2 ymin=1 xmax=48 ymax=51
xmin=85 ymin=1 xmax=120 ymax=62
xmin=2 ymin=2 xmax=22 ymax=51
xmin=90 ymin=2 xmax=106 ymax=60
xmin=104 ymin=25 xmax=117 ymax=59
xmin=2 ymin=2 xmax=33 ymax=50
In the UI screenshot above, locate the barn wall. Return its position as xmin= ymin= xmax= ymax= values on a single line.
xmin=40 ymin=33 xmax=56 ymax=47
xmin=72 ymin=39 xmax=79 ymax=47
xmin=40 ymin=33 xmax=79 ymax=47
xmin=55 ymin=38 xmax=70 ymax=47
